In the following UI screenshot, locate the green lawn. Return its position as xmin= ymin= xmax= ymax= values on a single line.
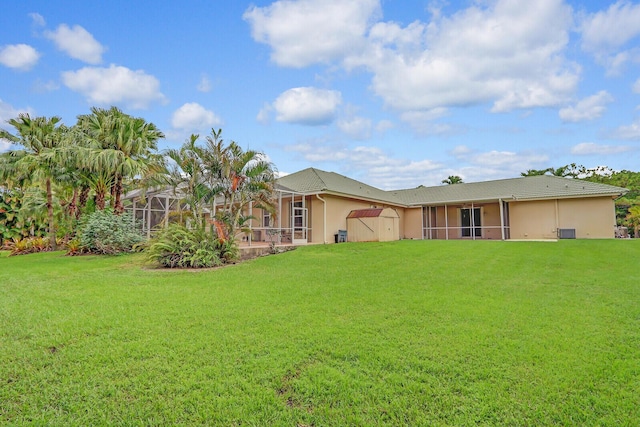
xmin=1 ymin=240 xmax=639 ymax=426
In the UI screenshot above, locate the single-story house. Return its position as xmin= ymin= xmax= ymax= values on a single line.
xmin=126 ymin=167 xmax=627 ymax=242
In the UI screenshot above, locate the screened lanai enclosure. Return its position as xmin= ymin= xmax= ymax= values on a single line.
xmin=124 ymin=185 xmax=312 ymax=245
xmin=124 ymin=188 xmax=182 ymax=238
xmin=421 ymin=201 xmax=512 ymax=240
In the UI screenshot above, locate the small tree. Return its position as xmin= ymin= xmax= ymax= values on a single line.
xmin=625 ymin=205 xmax=640 ymax=238
xmin=442 ymin=175 xmax=463 ymax=185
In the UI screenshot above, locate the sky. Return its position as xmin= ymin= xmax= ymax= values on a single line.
xmin=1 ymin=0 xmax=640 ymax=189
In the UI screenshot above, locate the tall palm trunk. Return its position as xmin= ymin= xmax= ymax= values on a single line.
xmin=110 ymin=180 xmax=117 ymax=209
xmin=77 ymin=186 xmax=90 ymax=219
xmin=46 ymin=178 xmax=57 ymax=251
xmin=68 ymin=187 xmax=78 ymax=218
xmin=114 ymin=175 xmax=124 ymax=214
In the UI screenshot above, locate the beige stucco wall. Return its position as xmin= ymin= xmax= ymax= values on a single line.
xmin=509 ymin=196 xmax=616 ymax=239
xmin=481 ymin=203 xmax=503 ymax=240
xmin=557 ymin=197 xmax=617 ymax=238
xmin=403 ymin=207 xmax=423 ymax=239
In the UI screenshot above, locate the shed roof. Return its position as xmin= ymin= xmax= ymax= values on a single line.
xmin=347 ymin=208 xmax=400 ymax=218
xmin=347 ymin=208 xmax=383 ymax=218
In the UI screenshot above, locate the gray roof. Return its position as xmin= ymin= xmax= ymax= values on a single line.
xmin=276 ymin=168 xmax=405 ymax=205
xmin=392 ymin=175 xmax=627 ymax=205
xmin=277 ymin=168 xmax=627 ymax=206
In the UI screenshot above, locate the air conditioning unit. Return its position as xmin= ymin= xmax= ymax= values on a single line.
xmin=557 ymin=228 xmax=576 ymax=239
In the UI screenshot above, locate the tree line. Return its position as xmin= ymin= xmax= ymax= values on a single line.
xmin=0 ymin=108 xmax=277 ymax=265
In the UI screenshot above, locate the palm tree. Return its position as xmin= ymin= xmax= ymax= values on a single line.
xmin=205 ymin=131 xmax=276 ymax=242
xmin=76 ymin=106 xmax=165 ymax=213
xmin=165 ymin=134 xmax=210 ymax=225
xmin=0 ymin=114 xmax=66 ymax=250
xmin=442 ymin=175 xmax=463 ymax=185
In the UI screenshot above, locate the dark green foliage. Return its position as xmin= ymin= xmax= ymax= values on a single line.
xmin=581 ymin=168 xmax=640 ymax=231
xmin=146 ymin=224 xmax=226 ymax=268
xmin=0 ymin=189 xmax=47 ymax=245
xmin=79 ymin=209 xmax=144 ymax=254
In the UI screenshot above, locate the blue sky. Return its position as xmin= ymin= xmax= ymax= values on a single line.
xmin=1 ymin=0 xmax=640 ymax=189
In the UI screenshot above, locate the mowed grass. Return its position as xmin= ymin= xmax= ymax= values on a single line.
xmin=1 ymin=240 xmax=639 ymax=426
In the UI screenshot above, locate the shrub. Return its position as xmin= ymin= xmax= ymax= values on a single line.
xmin=4 ymin=236 xmax=50 ymax=256
xmin=79 ymin=210 xmax=145 ymax=255
xmin=146 ymin=224 xmax=227 ymax=268
xmin=65 ymin=239 xmax=86 ymax=256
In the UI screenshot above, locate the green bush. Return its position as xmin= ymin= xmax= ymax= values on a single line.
xmin=79 ymin=209 xmax=145 ymax=254
xmin=0 ymin=189 xmax=47 ymax=246
xmin=146 ymin=224 xmax=228 ymax=268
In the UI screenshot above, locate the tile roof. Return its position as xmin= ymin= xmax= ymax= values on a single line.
xmin=276 ymin=168 xmax=628 ymax=206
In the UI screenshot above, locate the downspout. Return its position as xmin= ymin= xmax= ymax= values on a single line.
xmin=499 ymin=198 xmax=505 ymax=240
xmin=316 ymin=194 xmax=327 ymax=244
xmin=555 ymin=199 xmax=559 ymax=237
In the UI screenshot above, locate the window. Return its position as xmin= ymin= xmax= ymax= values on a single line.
xmin=263 ymin=212 xmax=271 ymax=227
xmin=460 ymin=207 xmax=481 ymax=238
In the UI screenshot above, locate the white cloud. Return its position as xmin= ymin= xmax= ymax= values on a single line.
xmin=246 ymin=0 xmax=579 ymax=114
xmin=375 ymin=119 xmax=394 ymax=133
xmin=399 ymin=109 xmax=463 ymax=135
xmin=171 ymin=102 xmax=222 ymax=132
xmin=359 ymin=0 xmax=577 ymax=112
xmin=45 ymin=24 xmax=105 ymax=64
xmin=197 ymin=74 xmax=212 ymax=92
xmin=580 ymin=1 xmax=640 ymax=73
xmin=286 ymin=140 xmax=551 ymax=187
xmin=634 ymin=78 xmax=640 ymax=94
xmin=61 ymin=64 xmax=166 ymax=109
xmin=559 ymin=91 xmax=613 ymax=122
xmin=0 ymin=44 xmax=40 ymax=71
xmin=571 ymin=142 xmax=633 ymax=155
xmin=244 ymin=0 xmax=380 ymax=68
xmin=580 ymin=1 xmax=640 ymax=52
xmin=256 ymin=103 xmax=273 ymax=125
xmin=32 ymin=79 xmax=60 ymax=93
xmin=611 ymin=119 xmax=640 ymax=140
xmin=451 ymin=145 xmax=550 ymax=181
xmin=337 ymin=116 xmax=372 ymax=140
xmin=29 ymin=13 xmax=46 ymax=27
xmin=272 ymin=87 xmax=342 ymax=125
xmin=286 ymin=141 xmax=442 ymax=189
